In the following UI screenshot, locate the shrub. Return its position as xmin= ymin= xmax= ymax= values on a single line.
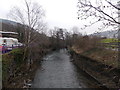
xmin=10 ymin=48 xmax=24 ymax=65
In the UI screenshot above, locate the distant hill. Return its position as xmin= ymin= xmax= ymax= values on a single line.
xmin=0 ymin=18 xmax=45 ymax=43
xmin=91 ymin=30 xmax=118 ymax=38
xmin=0 ymin=18 xmax=18 ymax=26
xmin=0 ymin=19 xmax=22 ymax=33
xmin=0 ymin=19 xmax=25 ymax=42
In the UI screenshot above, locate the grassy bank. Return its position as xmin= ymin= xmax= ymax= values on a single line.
xmin=2 ymin=47 xmax=53 ymax=88
xmin=2 ymin=48 xmax=25 ymax=87
xmin=71 ymin=47 xmax=119 ymax=68
xmin=69 ymin=48 xmax=120 ymax=88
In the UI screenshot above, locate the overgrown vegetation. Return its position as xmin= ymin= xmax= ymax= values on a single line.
xmin=66 ymin=29 xmax=119 ymax=88
xmin=2 ymin=48 xmax=24 ymax=86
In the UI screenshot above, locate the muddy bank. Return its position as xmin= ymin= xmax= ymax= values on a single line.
xmin=69 ymin=50 xmax=120 ymax=88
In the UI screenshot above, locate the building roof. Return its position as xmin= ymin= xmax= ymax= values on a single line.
xmin=0 ymin=31 xmax=18 ymax=34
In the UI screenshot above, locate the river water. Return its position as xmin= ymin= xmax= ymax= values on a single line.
xmin=32 ymin=49 xmax=100 ymax=88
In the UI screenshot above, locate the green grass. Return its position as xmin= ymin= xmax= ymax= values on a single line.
xmin=101 ymin=38 xmax=119 ymax=43
xmin=2 ymin=48 xmax=24 ymax=85
xmin=0 ymin=54 xmax=2 ymax=61
xmin=10 ymin=48 xmax=24 ymax=65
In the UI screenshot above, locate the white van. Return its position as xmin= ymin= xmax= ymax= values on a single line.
xmin=0 ymin=37 xmax=19 ymax=50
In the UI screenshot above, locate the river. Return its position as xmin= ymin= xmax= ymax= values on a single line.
xmin=32 ymin=49 xmax=100 ymax=88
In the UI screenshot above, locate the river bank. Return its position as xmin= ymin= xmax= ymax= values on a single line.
xmin=2 ymin=48 xmax=53 ymax=88
xmin=32 ymin=49 xmax=103 ymax=88
xmin=69 ymin=48 xmax=120 ymax=88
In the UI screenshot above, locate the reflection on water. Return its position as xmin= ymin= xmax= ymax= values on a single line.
xmin=32 ymin=49 xmax=100 ymax=88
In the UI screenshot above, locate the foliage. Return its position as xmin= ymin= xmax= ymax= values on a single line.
xmin=101 ymin=38 xmax=119 ymax=43
xmin=10 ymin=48 xmax=24 ymax=65
xmin=2 ymin=53 xmax=13 ymax=83
xmin=2 ymin=48 xmax=24 ymax=85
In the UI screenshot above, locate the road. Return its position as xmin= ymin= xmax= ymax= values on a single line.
xmin=32 ymin=49 xmax=100 ymax=88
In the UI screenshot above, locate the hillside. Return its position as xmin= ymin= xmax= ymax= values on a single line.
xmin=0 ymin=18 xmax=18 ymax=26
xmin=92 ymin=30 xmax=118 ymax=38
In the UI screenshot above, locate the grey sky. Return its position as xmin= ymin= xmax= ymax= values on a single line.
xmin=0 ymin=0 xmax=112 ymax=34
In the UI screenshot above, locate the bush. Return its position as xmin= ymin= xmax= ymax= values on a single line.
xmin=10 ymin=48 xmax=24 ymax=65
xmin=2 ymin=48 xmax=24 ymax=86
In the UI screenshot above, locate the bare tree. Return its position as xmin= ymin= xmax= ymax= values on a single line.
xmin=77 ymin=0 xmax=120 ymax=68
xmin=77 ymin=1 xmax=120 ymax=85
xmin=8 ymin=0 xmax=45 ymax=68
xmin=77 ymin=0 xmax=120 ymax=30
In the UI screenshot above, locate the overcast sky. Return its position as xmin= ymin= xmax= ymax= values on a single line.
xmin=0 ymin=0 xmax=111 ymax=34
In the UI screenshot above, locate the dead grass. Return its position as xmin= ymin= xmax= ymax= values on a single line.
xmin=72 ymin=47 xmax=119 ymax=68
xmin=6 ymin=62 xmax=39 ymax=88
